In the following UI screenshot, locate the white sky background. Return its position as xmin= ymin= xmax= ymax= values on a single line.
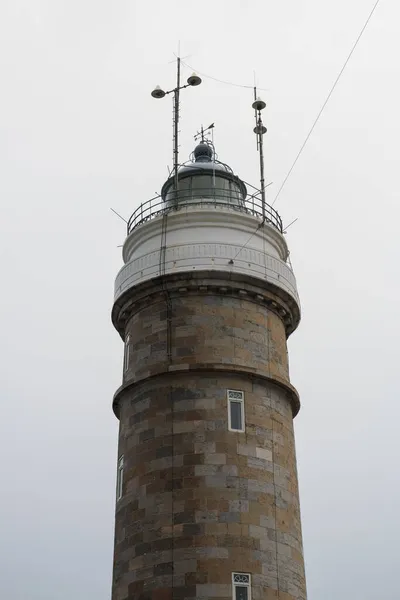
xmin=0 ymin=1 xmax=399 ymax=598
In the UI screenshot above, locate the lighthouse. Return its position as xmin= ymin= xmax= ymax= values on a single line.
xmin=110 ymin=83 xmax=307 ymax=600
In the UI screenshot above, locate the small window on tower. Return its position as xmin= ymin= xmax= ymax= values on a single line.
xmin=232 ymin=573 xmax=251 ymax=600
xmin=116 ymin=455 xmax=124 ymax=501
xmin=227 ymin=390 xmax=245 ymax=432
xmin=124 ymin=336 xmax=130 ymax=372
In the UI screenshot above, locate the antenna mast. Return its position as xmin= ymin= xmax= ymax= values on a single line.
xmin=252 ymin=89 xmax=267 ymax=223
xmin=151 ymin=59 xmax=202 ymax=207
xmin=173 ymin=58 xmax=181 ymax=208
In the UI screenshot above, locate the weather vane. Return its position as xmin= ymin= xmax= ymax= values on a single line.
xmin=194 ymin=123 xmax=215 ymax=143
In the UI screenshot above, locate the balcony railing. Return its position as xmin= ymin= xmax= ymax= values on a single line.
xmin=126 ymin=190 xmax=283 ymax=235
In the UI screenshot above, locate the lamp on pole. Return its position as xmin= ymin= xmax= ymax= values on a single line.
xmin=252 ymin=94 xmax=267 ymax=223
xmin=151 ymin=59 xmax=202 ymax=207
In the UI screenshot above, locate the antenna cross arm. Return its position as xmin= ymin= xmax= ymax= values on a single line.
xmin=164 ymin=83 xmax=191 ymax=95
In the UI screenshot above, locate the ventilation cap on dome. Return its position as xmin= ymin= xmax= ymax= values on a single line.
xmin=193 ymin=142 xmax=213 ymax=163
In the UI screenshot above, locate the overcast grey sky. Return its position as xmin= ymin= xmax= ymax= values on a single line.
xmin=1 ymin=1 xmax=399 ymax=599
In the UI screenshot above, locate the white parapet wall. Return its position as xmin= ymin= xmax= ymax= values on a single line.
xmin=114 ymin=206 xmax=299 ymax=306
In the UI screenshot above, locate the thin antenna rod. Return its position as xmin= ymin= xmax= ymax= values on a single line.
xmin=211 ymin=124 xmax=215 ymax=188
xmin=258 ymin=120 xmax=266 ymax=222
xmin=283 ymin=217 xmax=298 ymax=232
xmin=173 ymin=57 xmax=181 ymax=208
xmin=253 ymin=80 xmax=258 ymax=150
xmin=110 ymin=207 xmax=128 ymax=224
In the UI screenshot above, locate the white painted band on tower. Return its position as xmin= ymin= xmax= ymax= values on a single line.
xmin=114 ymin=207 xmax=299 ymax=308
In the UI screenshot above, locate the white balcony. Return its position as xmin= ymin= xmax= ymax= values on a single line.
xmin=114 ymin=206 xmax=299 ymax=309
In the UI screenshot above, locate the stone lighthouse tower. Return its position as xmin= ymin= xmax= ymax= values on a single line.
xmin=110 ymin=114 xmax=307 ymax=598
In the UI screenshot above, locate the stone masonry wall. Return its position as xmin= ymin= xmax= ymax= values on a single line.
xmin=111 ymin=288 xmax=306 ymax=600
xmin=112 ymin=371 xmax=306 ymax=600
xmin=123 ymin=293 xmax=290 ymax=390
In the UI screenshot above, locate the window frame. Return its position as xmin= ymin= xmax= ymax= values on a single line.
xmin=227 ymin=390 xmax=245 ymax=433
xmin=232 ymin=573 xmax=251 ymax=600
xmin=123 ymin=335 xmax=130 ymax=373
xmin=116 ymin=455 xmax=124 ymax=501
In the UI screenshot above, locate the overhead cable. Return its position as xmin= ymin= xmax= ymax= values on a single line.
xmin=180 ymin=59 xmax=269 ymax=91
xmin=271 ymin=0 xmax=382 ymax=207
